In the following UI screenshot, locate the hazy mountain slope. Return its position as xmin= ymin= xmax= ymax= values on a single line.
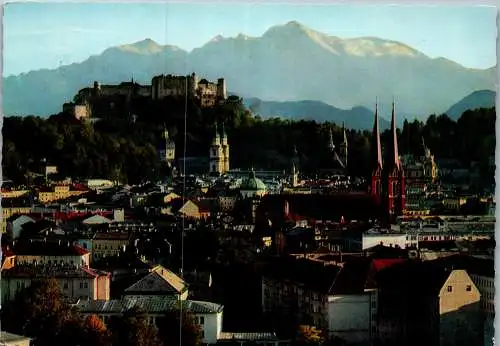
xmin=4 ymin=40 xmax=188 ymax=116
xmin=243 ymin=97 xmax=390 ymax=131
xmin=4 ymin=21 xmax=495 ymax=117
xmin=444 ymin=90 xmax=496 ymax=120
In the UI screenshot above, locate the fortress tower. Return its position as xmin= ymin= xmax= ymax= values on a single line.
xmin=217 ymin=78 xmax=227 ymax=100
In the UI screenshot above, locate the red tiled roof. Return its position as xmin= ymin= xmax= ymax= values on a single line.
xmin=22 ymin=211 xmax=113 ymax=222
xmin=73 ymin=244 xmax=90 ymax=256
xmin=371 ymin=259 xmax=406 ymax=272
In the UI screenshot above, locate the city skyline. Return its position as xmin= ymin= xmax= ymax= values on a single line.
xmin=4 ymin=2 xmax=497 ymax=76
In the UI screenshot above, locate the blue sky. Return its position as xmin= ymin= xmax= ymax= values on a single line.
xmin=4 ymin=2 xmax=497 ymax=76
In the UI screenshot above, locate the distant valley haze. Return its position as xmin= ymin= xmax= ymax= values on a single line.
xmin=4 ymin=3 xmax=496 ymax=125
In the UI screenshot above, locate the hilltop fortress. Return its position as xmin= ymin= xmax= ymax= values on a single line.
xmin=63 ymin=73 xmax=227 ymax=119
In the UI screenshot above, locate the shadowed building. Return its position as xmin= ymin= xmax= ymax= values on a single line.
xmin=377 ymin=260 xmax=483 ymax=346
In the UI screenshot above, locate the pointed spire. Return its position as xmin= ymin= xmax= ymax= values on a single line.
xmin=212 ymin=122 xmax=220 ymax=145
xmin=389 ymin=99 xmax=401 ymax=171
xmin=372 ymin=99 xmax=383 ymax=170
xmin=328 ymin=126 xmax=335 ymax=151
xmin=342 ymin=122 xmax=347 ymax=144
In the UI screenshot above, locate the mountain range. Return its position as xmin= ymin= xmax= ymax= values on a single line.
xmin=4 ymin=20 xmax=496 ymax=120
xmin=244 ymin=89 xmax=496 ymax=130
xmin=243 ymin=97 xmax=390 ymax=131
xmin=444 ymin=89 xmax=496 ymax=120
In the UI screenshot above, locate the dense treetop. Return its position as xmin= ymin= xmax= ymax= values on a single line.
xmin=2 ymin=94 xmax=495 ymax=184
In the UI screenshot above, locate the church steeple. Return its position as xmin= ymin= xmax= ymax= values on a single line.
xmin=372 ymin=100 xmax=383 ymax=172
xmin=339 ymin=122 xmax=348 ymax=168
xmin=327 ymin=126 xmax=335 ymax=152
xmin=385 ymin=100 xmax=401 ymax=173
xmin=221 ymin=122 xmax=228 ymax=145
xmin=382 ymin=98 xmax=405 ymax=223
xmin=371 ymin=99 xmax=383 ymax=201
xmin=212 ymin=122 xmax=221 ymax=145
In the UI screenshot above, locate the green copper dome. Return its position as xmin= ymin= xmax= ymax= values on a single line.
xmin=240 ymin=169 xmax=267 ymax=191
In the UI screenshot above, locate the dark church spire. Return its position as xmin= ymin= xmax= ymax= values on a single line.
xmin=372 ymin=99 xmax=383 ymax=171
xmin=327 ymin=126 xmax=335 ymax=152
xmin=385 ymin=99 xmax=401 ymax=173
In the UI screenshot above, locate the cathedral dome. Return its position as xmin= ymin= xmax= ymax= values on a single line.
xmin=240 ymin=169 xmax=267 ymax=191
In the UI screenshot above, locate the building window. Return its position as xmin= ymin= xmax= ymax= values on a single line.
xmin=199 ymin=316 xmax=204 ymax=325
xmin=80 ymin=282 xmax=84 ymax=289
xmin=64 ymin=282 xmax=69 ymax=289
xmin=200 ymin=330 xmax=205 ymax=338
xmin=447 ymin=286 xmax=453 ymax=292
xmin=84 ymin=282 xmax=88 ymax=289
xmin=466 ymin=285 xmax=472 ymax=292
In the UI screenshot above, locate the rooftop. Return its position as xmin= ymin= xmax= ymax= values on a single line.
xmin=93 ymin=232 xmax=131 ymax=241
xmin=13 ymin=242 xmax=89 ymax=256
xmin=218 ymin=332 xmax=279 ymax=341
xmin=124 ymin=270 xmax=187 ymax=295
xmin=75 ymin=297 xmax=223 ymax=314
xmin=0 ymin=332 xmax=31 ymax=345
xmin=2 ymin=265 xmax=108 ymax=279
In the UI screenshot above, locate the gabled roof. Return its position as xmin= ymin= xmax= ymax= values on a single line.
xmin=262 ymin=256 xmax=341 ymax=293
xmin=6 ymin=214 xmax=36 ymax=224
xmin=328 ymin=257 xmax=372 ymax=295
xmin=377 ymin=260 xmax=454 ymax=295
xmin=83 ymin=214 xmax=113 ymax=225
xmin=431 ymin=254 xmax=494 ymax=278
xmin=124 ymin=270 xmax=187 ymax=295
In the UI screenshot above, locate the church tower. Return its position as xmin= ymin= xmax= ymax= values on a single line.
xmin=382 ymin=101 xmax=405 ymax=221
xmin=221 ymin=122 xmax=230 ymax=174
xmin=371 ymin=101 xmax=383 ymax=203
xmin=159 ymin=126 xmax=176 ymax=167
xmin=339 ymin=122 xmax=348 ymax=168
xmin=291 ymin=161 xmax=299 ymax=187
xmin=327 ymin=126 xmax=335 ymax=152
xmin=209 ymin=123 xmax=223 ymax=175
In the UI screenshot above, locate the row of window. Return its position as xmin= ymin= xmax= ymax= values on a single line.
xmin=194 ymin=316 xmax=205 ymax=325
xmin=28 ymin=259 xmax=85 ymax=266
xmin=94 ymin=244 xmax=123 ymax=250
xmin=62 ymin=281 xmax=89 ymax=289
